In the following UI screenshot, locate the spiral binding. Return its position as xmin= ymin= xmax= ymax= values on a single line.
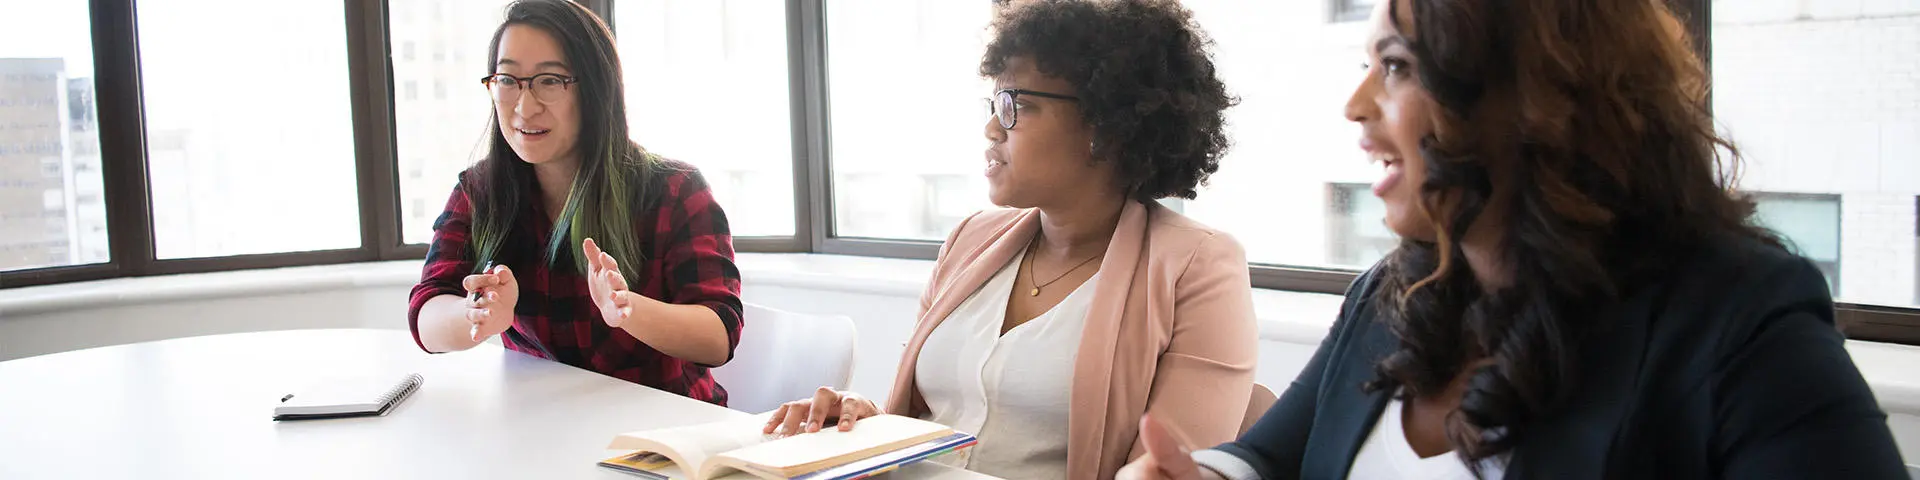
xmin=380 ymin=373 xmax=425 ymax=410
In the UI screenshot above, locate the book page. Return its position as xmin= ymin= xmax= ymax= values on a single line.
xmin=707 ymin=415 xmax=954 ymax=477
xmin=598 ymin=451 xmax=765 ymax=480
xmin=607 ymin=414 xmax=776 ymax=478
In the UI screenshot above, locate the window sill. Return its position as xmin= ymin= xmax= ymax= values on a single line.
xmin=0 ymin=261 xmax=420 ymax=317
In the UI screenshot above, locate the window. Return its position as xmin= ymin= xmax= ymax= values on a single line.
xmin=1172 ymin=1 xmax=1380 ymax=270
xmin=1749 ymin=192 xmax=1842 ymax=290
xmin=923 ymin=175 xmax=980 ymax=240
xmin=1713 ymin=0 xmax=1920 ymax=309
xmin=826 ymin=0 xmax=995 ymax=241
xmin=617 ymin=0 xmax=796 ymax=237
xmin=137 ymin=0 xmax=361 ymax=259
xmin=0 ymin=1 xmax=108 ymax=272
xmin=1331 ymin=0 xmax=1375 ymax=23
xmin=392 ymin=0 xmax=512 ymax=245
xmin=1326 ymin=183 xmax=1396 ymax=268
xmin=402 ymin=41 xmax=416 ymax=62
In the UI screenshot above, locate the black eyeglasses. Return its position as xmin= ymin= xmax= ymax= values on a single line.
xmin=984 ymin=88 xmax=1080 ymax=129
xmin=480 ymin=73 xmax=578 ymax=105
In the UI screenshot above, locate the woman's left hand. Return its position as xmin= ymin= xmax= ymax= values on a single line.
xmin=584 ymin=237 xmax=636 ymax=328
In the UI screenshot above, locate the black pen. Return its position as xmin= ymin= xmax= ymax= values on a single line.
xmin=470 ymin=261 xmax=495 ymax=340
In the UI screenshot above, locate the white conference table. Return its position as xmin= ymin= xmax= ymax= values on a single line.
xmin=0 ymin=328 xmax=993 ymax=479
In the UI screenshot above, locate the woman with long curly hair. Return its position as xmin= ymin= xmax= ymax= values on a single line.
xmin=1121 ymin=0 xmax=1906 ymax=478
xmin=763 ymin=1 xmax=1257 ymax=479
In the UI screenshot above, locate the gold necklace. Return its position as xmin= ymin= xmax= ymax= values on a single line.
xmin=1023 ymin=239 xmax=1105 ymax=297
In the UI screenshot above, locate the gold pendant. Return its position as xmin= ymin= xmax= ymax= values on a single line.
xmin=1029 ymin=287 xmax=1040 ymax=297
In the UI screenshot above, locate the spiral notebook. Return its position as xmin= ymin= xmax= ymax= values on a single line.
xmin=273 ymin=373 xmax=423 ymax=420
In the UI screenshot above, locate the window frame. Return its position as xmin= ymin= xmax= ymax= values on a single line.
xmin=0 ymin=0 xmax=415 ymax=289
xmin=6 ymin=0 xmax=1917 ymax=346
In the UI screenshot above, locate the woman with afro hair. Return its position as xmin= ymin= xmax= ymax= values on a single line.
xmin=762 ymin=1 xmax=1257 ymax=479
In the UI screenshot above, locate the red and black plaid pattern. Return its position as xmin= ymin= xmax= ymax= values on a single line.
xmin=407 ymin=160 xmax=744 ymax=406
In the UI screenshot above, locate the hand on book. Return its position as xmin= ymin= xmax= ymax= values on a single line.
xmin=584 ymin=238 xmax=638 ymax=328
xmin=763 ymin=386 xmax=882 ymax=436
xmin=463 ymin=264 xmax=519 ymax=342
xmin=1117 ymin=414 xmax=1220 ymax=480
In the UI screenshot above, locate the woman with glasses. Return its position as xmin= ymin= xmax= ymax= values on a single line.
xmin=763 ymin=1 xmax=1257 ymax=478
xmin=406 ymin=0 xmax=745 ymax=406
xmin=1120 ymin=0 xmax=1905 ymax=478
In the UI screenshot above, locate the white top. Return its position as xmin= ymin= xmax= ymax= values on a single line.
xmin=1190 ymin=392 xmax=1507 ymax=480
xmin=1347 ymin=394 xmax=1506 ymax=480
xmin=915 ymin=250 xmax=1101 ymax=480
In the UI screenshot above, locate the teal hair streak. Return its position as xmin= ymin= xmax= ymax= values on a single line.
xmin=546 ymin=148 xmax=656 ymax=281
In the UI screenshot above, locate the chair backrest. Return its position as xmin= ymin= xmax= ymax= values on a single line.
xmin=1241 ymin=382 xmax=1279 ymax=436
xmin=1907 ymin=464 xmax=1919 ymax=480
xmin=711 ymin=303 xmax=858 ymax=414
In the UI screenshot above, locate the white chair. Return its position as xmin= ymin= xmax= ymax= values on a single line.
xmin=1907 ymin=464 xmax=1918 ymax=480
xmin=1240 ymin=382 xmax=1278 ymax=436
xmin=712 ymin=303 xmax=859 ymax=415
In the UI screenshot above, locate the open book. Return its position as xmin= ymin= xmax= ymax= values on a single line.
xmin=600 ymin=414 xmax=976 ymax=480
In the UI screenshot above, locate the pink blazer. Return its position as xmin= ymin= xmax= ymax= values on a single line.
xmin=884 ymin=200 xmax=1259 ymax=479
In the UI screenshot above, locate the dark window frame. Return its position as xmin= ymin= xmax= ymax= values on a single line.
xmin=4 ymin=0 xmax=1916 ymax=346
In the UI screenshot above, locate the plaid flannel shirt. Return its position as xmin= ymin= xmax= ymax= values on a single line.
xmin=407 ymin=159 xmax=743 ymax=406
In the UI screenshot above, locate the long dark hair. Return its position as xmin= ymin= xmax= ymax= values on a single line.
xmin=467 ymin=0 xmax=657 ymax=277
xmin=1365 ymin=0 xmax=1783 ymax=465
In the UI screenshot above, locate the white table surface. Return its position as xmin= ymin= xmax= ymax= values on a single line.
xmin=0 ymin=328 xmax=993 ymax=479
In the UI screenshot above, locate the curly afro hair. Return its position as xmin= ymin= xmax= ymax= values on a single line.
xmin=982 ymin=0 xmax=1236 ymax=202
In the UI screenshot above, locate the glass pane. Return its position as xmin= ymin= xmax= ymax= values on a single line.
xmin=1333 ymin=0 xmax=1375 ymax=23
xmin=138 ymin=0 xmax=360 ymax=258
xmin=1327 ymin=183 xmax=1395 ymax=268
xmin=1749 ymin=193 xmax=1842 ymax=290
xmin=0 ymin=2 xmax=109 ymax=271
xmin=1713 ymin=0 xmax=1919 ymax=308
xmin=619 ymin=0 xmax=795 ymax=237
xmin=826 ymin=0 xmax=995 ymax=241
xmin=1176 ymin=0 xmax=1384 ymax=270
xmin=393 ymin=0 xmax=513 ymax=245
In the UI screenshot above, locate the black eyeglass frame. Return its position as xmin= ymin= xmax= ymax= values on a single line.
xmin=987 ymin=88 xmax=1080 ymax=129
xmin=479 ymin=73 xmax=579 ymax=104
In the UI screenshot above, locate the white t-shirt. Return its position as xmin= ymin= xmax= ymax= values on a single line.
xmin=914 ymin=250 xmax=1100 ymax=480
xmin=1192 ymin=389 xmax=1508 ymax=480
xmin=1347 ymin=394 xmax=1506 ymax=480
